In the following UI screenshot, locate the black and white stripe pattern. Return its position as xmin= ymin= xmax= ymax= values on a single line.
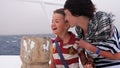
xmin=75 ymin=11 xmax=120 ymax=68
xmin=93 ymin=27 xmax=120 ymax=68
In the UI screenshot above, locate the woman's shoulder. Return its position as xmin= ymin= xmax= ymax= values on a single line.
xmin=92 ymin=11 xmax=114 ymax=30
xmin=93 ymin=11 xmax=114 ymax=22
xmin=88 ymin=11 xmax=115 ymax=42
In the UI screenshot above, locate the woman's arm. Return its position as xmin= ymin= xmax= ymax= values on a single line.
xmin=76 ymin=39 xmax=120 ymax=60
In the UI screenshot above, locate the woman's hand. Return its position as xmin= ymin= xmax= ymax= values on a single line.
xmin=75 ymin=40 xmax=88 ymax=49
xmin=76 ymin=39 xmax=98 ymax=53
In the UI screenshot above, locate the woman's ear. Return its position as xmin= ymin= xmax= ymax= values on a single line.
xmin=66 ymin=23 xmax=70 ymax=30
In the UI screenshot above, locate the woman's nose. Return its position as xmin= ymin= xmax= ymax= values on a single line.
xmin=65 ymin=16 xmax=67 ymax=21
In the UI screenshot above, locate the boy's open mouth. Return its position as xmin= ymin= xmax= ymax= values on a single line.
xmin=53 ymin=27 xmax=57 ymax=30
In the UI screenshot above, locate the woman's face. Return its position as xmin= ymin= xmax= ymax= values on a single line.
xmin=64 ymin=9 xmax=77 ymax=27
xmin=64 ymin=9 xmax=90 ymax=29
xmin=51 ymin=13 xmax=68 ymax=35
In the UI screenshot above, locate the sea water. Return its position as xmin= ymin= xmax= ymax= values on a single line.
xmin=0 ymin=34 xmax=55 ymax=55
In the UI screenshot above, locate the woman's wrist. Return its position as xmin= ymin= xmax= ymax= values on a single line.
xmin=96 ymin=48 xmax=101 ymax=55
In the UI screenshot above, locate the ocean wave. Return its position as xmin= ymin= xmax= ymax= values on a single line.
xmin=0 ymin=34 xmax=55 ymax=55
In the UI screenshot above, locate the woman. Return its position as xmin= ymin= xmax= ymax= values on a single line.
xmin=64 ymin=0 xmax=120 ymax=68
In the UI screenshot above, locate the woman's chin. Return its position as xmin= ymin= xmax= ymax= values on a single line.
xmin=70 ymin=25 xmax=75 ymax=28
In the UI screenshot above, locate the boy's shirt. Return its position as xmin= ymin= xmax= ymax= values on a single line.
xmin=52 ymin=32 xmax=82 ymax=68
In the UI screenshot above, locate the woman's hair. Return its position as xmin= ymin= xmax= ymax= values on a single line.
xmin=53 ymin=8 xmax=65 ymax=16
xmin=64 ymin=0 xmax=96 ymax=19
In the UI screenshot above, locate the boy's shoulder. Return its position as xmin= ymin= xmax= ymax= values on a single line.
xmin=51 ymin=32 xmax=78 ymax=44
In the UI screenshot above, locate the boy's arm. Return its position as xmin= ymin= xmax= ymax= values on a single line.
xmin=79 ymin=50 xmax=87 ymax=65
xmin=49 ymin=57 xmax=56 ymax=68
xmin=79 ymin=50 xmax=95 ymax=68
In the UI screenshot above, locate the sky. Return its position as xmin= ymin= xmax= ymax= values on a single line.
xmin=0 ymin=0 xmax=120 ymax=35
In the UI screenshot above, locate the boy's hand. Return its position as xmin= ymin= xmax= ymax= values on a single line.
xmin=84 ymin=64 xmax=93 ymax=68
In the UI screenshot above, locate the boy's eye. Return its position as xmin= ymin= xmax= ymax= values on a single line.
xmin=55 ymin=20 xmax=59 ymax=23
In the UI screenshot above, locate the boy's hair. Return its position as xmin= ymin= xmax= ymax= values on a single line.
xmin=53 ymin=8 xmax=65 ymax=16
xmin=64 ymin=0 xmax=96 ymax=19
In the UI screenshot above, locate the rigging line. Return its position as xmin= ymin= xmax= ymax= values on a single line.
xmin=40 ymin=0 xmax=50 ymax=22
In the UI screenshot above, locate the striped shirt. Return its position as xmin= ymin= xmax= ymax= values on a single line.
xmin=75 ymin=11 xmax=120 ymax=68
xmin=88 ymin=27 xmax=120 ymax=68
xmin=52 ymin=32 xmax=82 ymax=68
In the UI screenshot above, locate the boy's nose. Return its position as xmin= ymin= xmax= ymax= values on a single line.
xmin=51 ymin=22 xmax=55 ymax=27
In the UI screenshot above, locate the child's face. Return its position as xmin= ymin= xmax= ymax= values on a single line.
xmin=51 ymin=13 xmax=69 ymax=35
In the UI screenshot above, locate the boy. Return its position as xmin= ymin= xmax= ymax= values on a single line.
xmin=50 ymin=8 xmax=93 ymax=68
